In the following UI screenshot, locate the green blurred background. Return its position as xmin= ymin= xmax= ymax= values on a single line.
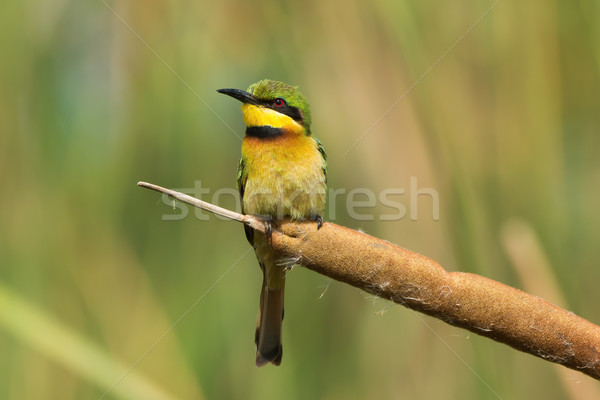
xmin=1 ymin=0 xmax=599 ymax=398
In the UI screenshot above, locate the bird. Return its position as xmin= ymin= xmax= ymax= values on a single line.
xmin=218 ymin=79 xmax=327 ymax=366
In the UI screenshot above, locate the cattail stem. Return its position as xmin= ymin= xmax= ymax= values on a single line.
xmin=138 ymin=181 xmax=600 ymax=380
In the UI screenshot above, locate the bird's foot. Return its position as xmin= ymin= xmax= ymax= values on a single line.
xmin=311 ymin=215 xmax=324 ymax=230
xmin=264 ymin=220 xmax=272 ymax=240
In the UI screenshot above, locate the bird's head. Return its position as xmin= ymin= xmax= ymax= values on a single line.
xmin=218 ymin=79 xmax=311 ymax=137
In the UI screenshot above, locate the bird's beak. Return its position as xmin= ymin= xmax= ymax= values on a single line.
xmin=217 ymin=88 xmax=261 ymax=105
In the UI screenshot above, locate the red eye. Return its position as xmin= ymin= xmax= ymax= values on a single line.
xmin=274 ymin=98 xmax=285 ymax=107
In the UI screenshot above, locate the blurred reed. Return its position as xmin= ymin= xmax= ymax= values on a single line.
xmin=0 ymin=0 xmax=598 ymax=399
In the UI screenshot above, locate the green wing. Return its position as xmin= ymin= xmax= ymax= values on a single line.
xmin=315 ymin=136 xmax=327 ymax=183
xmin=237 ymin=156 xmax=246 ymax=207
xmin=237 ymin=156 xmax=254 ymax=245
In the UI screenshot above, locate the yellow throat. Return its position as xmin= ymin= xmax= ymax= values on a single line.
xmin=241 ymin=103 xmax=304 ymax=134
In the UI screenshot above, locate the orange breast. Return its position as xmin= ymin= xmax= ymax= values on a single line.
xmin=241 ymin=132 xmax=326 ymax=219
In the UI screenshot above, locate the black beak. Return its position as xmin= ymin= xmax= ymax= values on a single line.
xmin=217 ymin=88 xmax=261 ymax=105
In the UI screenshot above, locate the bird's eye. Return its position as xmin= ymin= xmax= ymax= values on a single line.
xmin=274 ymin=98 xmax=286 ymax=107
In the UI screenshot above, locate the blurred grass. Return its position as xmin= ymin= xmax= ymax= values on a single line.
xmin=1 ymin=0 xmax=599 ymax=399
xmin=0 ymin=283 xmax=183 ymax=400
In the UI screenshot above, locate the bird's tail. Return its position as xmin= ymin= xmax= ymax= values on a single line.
xmin=255 ymin=273 xmax=285 ymax=366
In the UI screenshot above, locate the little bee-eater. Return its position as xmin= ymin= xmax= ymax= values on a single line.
xmin=218 ymin=80 xmax=327 ymax=366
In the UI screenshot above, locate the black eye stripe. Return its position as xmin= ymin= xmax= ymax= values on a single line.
xmin=260 ymin=99 xmax=302 ymax=121
xmin=279 ymin=106 xmax=302 ymax=121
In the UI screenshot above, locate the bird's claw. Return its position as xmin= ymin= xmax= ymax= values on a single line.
xmin=264 ymin=220 xmax=272 ymax=240
xmin=316 ymin=215 xmax=323 ymax=230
